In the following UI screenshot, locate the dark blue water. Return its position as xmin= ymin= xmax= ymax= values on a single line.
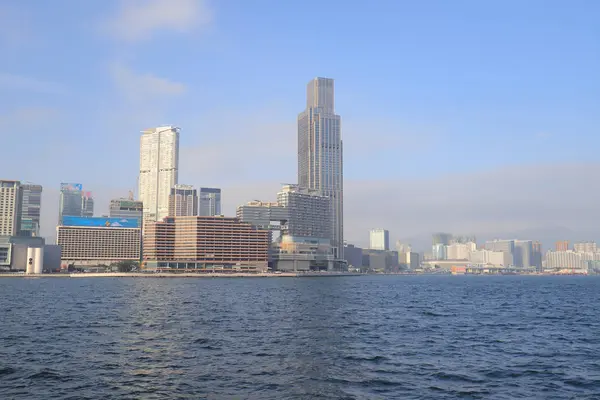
xmin=1 ymin=276 xmax=600 ymax=399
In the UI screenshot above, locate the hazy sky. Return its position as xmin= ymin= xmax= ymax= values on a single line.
xmin=1 ymin=0 xmax=599 ymax=247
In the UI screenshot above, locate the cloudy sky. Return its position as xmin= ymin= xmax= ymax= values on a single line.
xmin=1 ymin=0 xmax=598 ymax=249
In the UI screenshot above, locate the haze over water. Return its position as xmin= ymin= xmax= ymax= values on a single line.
xmin=1 ymin=276 xmax=600 ymax=399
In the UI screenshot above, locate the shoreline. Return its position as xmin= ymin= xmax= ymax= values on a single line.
xmin=0 ymin=272 xmax=364 ymax=278
xmin=0 ymin=272 xmax=593 ymax=278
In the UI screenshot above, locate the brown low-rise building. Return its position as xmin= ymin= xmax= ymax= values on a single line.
xmin=143 ymin=216 xmax=270 ymax=272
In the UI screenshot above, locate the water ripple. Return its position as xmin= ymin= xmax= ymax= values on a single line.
xmin=1 ymin=275 xmax=600 ymax=399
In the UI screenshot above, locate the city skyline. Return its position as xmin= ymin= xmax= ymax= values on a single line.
xmin=1 ymin=1 xmax=599 ymax=248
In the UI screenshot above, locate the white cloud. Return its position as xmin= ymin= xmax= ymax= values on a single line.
xmin=109 ymin=62 xmax=186 ymax=102
xmin=104 ymin=0 xmax=212 ymax=42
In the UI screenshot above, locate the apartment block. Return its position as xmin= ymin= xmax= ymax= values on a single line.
xmin=143 ymin=216 xmax=270 ymax=271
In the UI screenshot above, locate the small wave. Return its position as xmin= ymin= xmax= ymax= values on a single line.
xmin=0 ymin=366 xmax=17 ymax=376
xmin=27 ymin=369 xmax=69 ymax=381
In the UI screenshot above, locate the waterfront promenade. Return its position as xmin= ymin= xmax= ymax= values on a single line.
xmin=0 ymin=272 xmax=363 ymax=278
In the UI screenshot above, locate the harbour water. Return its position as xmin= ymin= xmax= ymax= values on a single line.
xmin=1 ymin=275 xmax=599 ymax=399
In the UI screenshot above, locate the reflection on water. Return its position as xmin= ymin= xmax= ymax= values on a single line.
xmin=1 ymin=276 xmax=600 ymax=399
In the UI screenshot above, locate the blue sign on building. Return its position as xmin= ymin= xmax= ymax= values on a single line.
xmin=61 ymin=216 xmax=139 ymax=228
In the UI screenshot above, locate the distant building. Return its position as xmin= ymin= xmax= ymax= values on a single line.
xmin=369 ymin=229 xmax=390 ymax=251
xmin=432 ymin=233 xmax=453 ymax=245
xmin=169 ymin=184 xmax=198 ymax=217
xmin=469 ymin=249 xmax=508 ymax=266
xmin=81 ymin=192 xmax=94 ymax=217
xmin=19 ymin=184 xmax=42 ymax=237
xmin=484 ymin=239 xmax=515 ymax=266
xmin=432 ymin=243 xmax=447 ymax=260
xmin=446 ymin=242 xmax=476 ymax=260
xmin=398 ymin=250 xmax=420 ymax=269
xmin=513 ymin=240 xmax=533 ymax=268
xmin=0 ymin=180 xmax=22 ymax=236
xmin=57 ymin=216 xmax=141 ymax=267
xmin=545 ymin=250 xmax=586 ymax=271
xmin=59 ymin=183 xmax=83 ymax=223
xmin=109 ymin=198 xmax=143 ymax=220
xmin=199 ymin=188 xmax=221 ymax=217
xmin=139 ymin=126 xmax=179 ymax=223
xmin=555 ymin=240 xmax=569 ymax=252
xmin=143 ymin=216 xmax=270 ymax=271
xmin=344 ymin=243 xmax=363 ymax=268
xmin=363 ymin=249 xmax=398 ymax=271
xmin=532 ymin=241 xmax=543 ymax=271
xmin=574 ymin=242 xmax=597 ymax=253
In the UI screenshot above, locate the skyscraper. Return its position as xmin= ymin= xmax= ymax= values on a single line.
xmin=556 ymin=240 xmax=569 ymax=251
xmin=81 ymin=192 xmax=94 ymax=217
xmin=298 ymin=77 xmax=343 ymax=260
xmin=0 ymin=180 xmax=22 ymax=236
xmin=19 ymin=183 xmax=42 ymax=237
xmin=169 ymin=184 xmax=198 ymax=216
xmin=138 ymin=126 xmax=179 ymax=222
xmin=59 ymin=183 xmax=83 ymax=223
xmin=369 ymin=229 xmax=390 ymax=251
xmin=199 ymin=187 xmax=221 ymax=216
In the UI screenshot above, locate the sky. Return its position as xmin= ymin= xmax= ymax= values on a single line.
xmin=1 ymin=0 xmax=599 ymax=249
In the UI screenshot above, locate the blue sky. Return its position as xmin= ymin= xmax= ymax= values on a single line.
xmin=1 ymin=0 xmax=599 ymax=246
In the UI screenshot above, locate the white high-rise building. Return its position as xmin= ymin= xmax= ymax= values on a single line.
xmin=0 ymin=180 xmax=21 ymax=236
xmin=369 ymin=229 xmax=389 ymax=251
xmin=138 ymin=126 xmax=180 ymax=223
xmin=298 ymin=77 xmax=343 ymax=262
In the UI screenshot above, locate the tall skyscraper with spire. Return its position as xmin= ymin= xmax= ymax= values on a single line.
xmin=298 ymin=77 xmax=344 ymax=260
xmin=138 ymin=126 xmax=180 ymax=223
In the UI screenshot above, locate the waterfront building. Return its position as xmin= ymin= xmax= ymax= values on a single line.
xmin=19 ymin=183 xmax=42 ymax=237
xmin=398 ymin=250 xmax=420 ymax=269
xmin=58 ymin=183 xmax=83 ymax=223
xmin=344 ymin=243 xmax=363 ymax=269
xmin=168 ymin=184 xmax=198 ymax=217
xmin=109 ymin=198 xmax=143 ymax=220
xmin=369 ymin=229 xmax=390 ymax=251
xmin=432 ymin=243 xmax=447 ymax=260
xmin=446 ymin=242 xmax=476 ymax=260
xmin=143 ymin=216 xmax=270 ymax=271
xmin=199 ymin=188 xmax=221 ymax=216
xmin=139 ymin=126 xmax=179 ymax=223
xmin=81 ymin=192 xmax=94 ymax=217
xmin=0 ymin=235 xmax=60 ymax=272
xmin=514 ymin=240 xmax=533 ymax=268
xmin=298 ymin=77 xmax=344 ymax=260
xmin=468 ymin=249 xmax=508 ymax=266
xmin=532 ymin=241 xmax=543 ymax=270
xmin=574 ymin=241 xmax=597 ymax=253
xmin=237 ymin=185 xmax=334 ymax=271
xmin=545 ymin=250 xmax=586 ymax=271
xmin=555 ymin=240 xmax=569 ymax=251
xmin=0 ymin=180 xmax=22 ymax=236
xmin=484 ymin=239 xmax=515 ymax=266
xmin=56 ymin=216 xmax=141 ymax=267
